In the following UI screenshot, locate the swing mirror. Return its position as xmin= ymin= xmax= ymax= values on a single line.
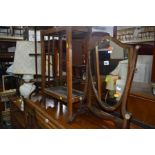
xmin=89 ymin=37 xmax=129 ymax=109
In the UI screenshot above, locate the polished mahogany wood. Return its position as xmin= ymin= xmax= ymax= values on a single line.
xmin=41 ymin=27 xmax=90 ymax=122
xmin=9 ymin=96 xmax=116 ymax=128
xmin=9 ymin=97 xmax=26 ymax=128
xmin=47 ymin=35 xmax=51 ymax=82
xmin=41 ymin=33 xmax=46 ymax=92
xmin=128 ymin=82 xmax=155 ymax=127
xmin=42 ymin=26 xmax=88 ymax=35
xmin=52 ymin=36 xmax=56 ymax=79
xmin=9 ymin=95 xmax=142 ymax=129
xmin=66 ymin=27 xmax=73 ymax=120
xmin=95 ymin=46 xmax=101 ymax=98
xmin=121 ymin=47 xmax=138 ymax=128
xmin=59 ymin=35 xmax=63 ymax=82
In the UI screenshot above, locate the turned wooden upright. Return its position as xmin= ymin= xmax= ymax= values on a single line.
xmin=66 ymin=27 xmax=73 ymax=119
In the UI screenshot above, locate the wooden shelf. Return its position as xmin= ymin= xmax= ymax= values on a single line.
xmin=121 ymin=38 xmax=154 ymax=44
xmin=117 ymin=26 xmax=155 ymax=44
xmin=0 ymin=35 xmax=23 ymax=40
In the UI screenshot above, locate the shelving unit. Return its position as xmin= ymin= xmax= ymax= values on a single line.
xmin=117 ymin=26 xmax=155 ymax=82
xmin=0 ymin=26 xmax=25 ymax=63
xmin=0 ymin=26 xmax=24 ymax=40
xmin=117 ymin=26 xmax=155 ymax=44
xmin=41 ymin=27 xmax=89 ymax=121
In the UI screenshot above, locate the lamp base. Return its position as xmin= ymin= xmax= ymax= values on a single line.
xmin=19 ymin=82 xmax=36 ymax=98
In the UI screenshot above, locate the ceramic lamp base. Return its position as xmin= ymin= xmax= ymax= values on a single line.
xmin=19 ymin=82 xmax=36 ymax=98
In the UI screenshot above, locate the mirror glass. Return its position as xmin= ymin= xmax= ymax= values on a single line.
xmin=90 ymin=38 xmax=129 ymax=106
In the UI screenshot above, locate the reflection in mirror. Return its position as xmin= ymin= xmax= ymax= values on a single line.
xmin=90 ymin=38 xmax=129 ymax=108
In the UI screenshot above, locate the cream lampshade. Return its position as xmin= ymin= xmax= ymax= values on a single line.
xmin=12 ymin=41 xmax=41 ymax=98
xmin=13 ymin=41 xmax=41 ymax=75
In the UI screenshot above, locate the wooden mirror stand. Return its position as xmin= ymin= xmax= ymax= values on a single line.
xmin=85 ymin=35 xmax=139 ymax=128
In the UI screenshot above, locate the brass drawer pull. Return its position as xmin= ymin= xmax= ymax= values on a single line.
xmin=45 ymin=118 xmax=49 ymax=123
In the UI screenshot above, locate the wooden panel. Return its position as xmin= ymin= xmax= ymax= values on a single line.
xmin=72 ymin=39 xmax=84 ymax=65
xmin=8 ymin=95 xmax=142 ymax=129
xmin=10 ymin=103 xmax=26 ymax=129
xmin=128 ymin=94 xmax=155 ymax=126
xmin=27 ymin=99 xmax=117 ymax=129
xmin=127 ymin=82 xmax=155 ymax=127
xmin=138 ymin=45 xmax=154 ymax=55
xmin=59 ymin=36 xmax=63 ymax=82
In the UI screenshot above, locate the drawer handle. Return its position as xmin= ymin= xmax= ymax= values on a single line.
xmin=45 ymin=118 xmax=49 ymax=123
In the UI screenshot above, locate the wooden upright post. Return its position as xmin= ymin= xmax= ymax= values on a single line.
xmin=54 ymin=45 xmax=58 ymax=78
xmin=34 ymin=27 xmax=38 ymax=81
xmin=59 ymin=35 xmax=63 ymax=83
xmin=95 ymin=46 xmax=101 ymax=99
xmin=41 ymin=33 xmax=46 ymax=92
xmin=52 ymin=36 xmax=55 ymax=78
xmin=48 ymin=35 xmax=51 ymax=82
xmin=87 ymin=28 xmax=93 ymax=107
xmin=113 ymin=26 xmax=117 ymax=39
xmin=66 ymin=27 xmax=73 ymax=120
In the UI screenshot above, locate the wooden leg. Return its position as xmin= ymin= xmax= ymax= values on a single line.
xmin=66 ymin=27 xmax=73 ymax=121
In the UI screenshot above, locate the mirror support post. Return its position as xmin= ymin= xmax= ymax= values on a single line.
xmin=95 ymin=46 xmax=102 ymax=99
xmin=121 ymin=46 xmax=138 ymax=128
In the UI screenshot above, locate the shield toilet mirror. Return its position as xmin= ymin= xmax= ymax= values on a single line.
xmin=90 ymin=38 xmax=128 ymax=106
xmin=87 ymin=35 xmax=138 ymax=128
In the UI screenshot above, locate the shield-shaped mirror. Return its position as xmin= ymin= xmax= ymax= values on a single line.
xmin=88 ymin=36 xmax=134 ymax=112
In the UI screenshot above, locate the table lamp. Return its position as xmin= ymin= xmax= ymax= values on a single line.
xmin=12 ymin=41 xmax=41 ymax=98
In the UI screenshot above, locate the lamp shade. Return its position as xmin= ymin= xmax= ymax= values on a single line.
xmin=13 ymin=41 xmax=41 ymax=75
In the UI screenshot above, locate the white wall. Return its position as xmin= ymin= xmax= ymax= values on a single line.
xmin=133 ymin=55 xmax=153 ymax=83
xmin=110 ymin=41 xmax=124 ymax=59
